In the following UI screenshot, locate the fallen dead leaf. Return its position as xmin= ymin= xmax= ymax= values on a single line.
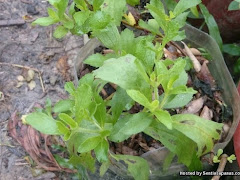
xmin=26 ymin=69 xmax=35 ymax=82
xmin=28 ymin=80 xmax=36 ymax=90
xmin=197 ymin=61 xmax=215 ymax=88
xmin=16 ymin=81 xmax=24 ymax=88
xmin=182 ymin=96 xmax=205 ymax=114
xmin=56 ymin=56 xmax=71 ymax=81
xmin=17 ymin=75 xmax=25 ymax=82
xmin=200 ymin=105 xmax=213 ymax=120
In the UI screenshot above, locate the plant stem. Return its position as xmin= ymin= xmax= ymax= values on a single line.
xmin=211 ymin=154 xmax=228 ymax=180
xmin=159 ymin=92 xmax=168 ymax=109
xmin=154 ymin=85 xmax=159 ymax=101
xmin=78 ymin=127 xmax=100 ymax=134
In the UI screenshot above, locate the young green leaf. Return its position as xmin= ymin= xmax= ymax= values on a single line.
xmin=47 ymin=8 xmax=59 ymax=21
xmin=94 ymin=139 xmax=109 ymax=162
xmin=101 ymin=0 xmax=127 ymax=25
xmin=56 ymin=121 xmax=71 ymax=140
xmin=93 ymin=55 xmax=150 ymax=95
xmin=109 ymin=112 xmax=153 ymax=142
xmin=100 ymin=160 xmax=110 ymax=176
xmin=54 ymin=25 xmax=68 ymax=39
xmin=73 ymin=11 xmax=91 ymax=26
xmin=126 ymin=0 xmax=140 ymax=6
xmin=111 ymin=87 xmax=134 ymax=122
xmin=59 ymin=113 xmax=78 ymax=129
xmin=56 ymin=0 xmax=69 ymax=18
xmin=53 ymin=99 xmax=74 ymax=113
xmin=172 ymin=114 xmax=223 ymax=156
xmin=161 ymin=93 xmax=193 ymax=109
xmin=26 ymin=112 xmax=60 ymax=135
xmin=78 ymin=135 xmax=102 ymax=153
xmin=126 ymin=89 xmax=151 ymax=109
xmin=113 ymin=155 xmax=150 ymax=180
xmin=223 ymin=44 xmax=240 ymax=56
xmin=84 ymin=53 xmax=116 ymax=68
xmin=153 ymin=109 xmax=172 ymax=129
xmin=32 ymin=17 xmax=57 ymax=26
xmin=93 ymin=0 xmax=104 ymax=11
xmin=173 ymin=0 xmax=201 ymax=16
xmin=93 ymin=94 xmax=106 ymax=127
xmin=64 ymin=81 xmax=75 ymax=96
xmin=199 ymin=4 xmax=223 ymax=49
xmin=228 ymin=0 xmax=240 ymax=10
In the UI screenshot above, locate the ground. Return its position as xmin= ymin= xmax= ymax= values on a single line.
xmin=0 ymin=0 xmax=123 ymax=179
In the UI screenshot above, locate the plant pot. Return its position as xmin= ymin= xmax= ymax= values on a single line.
xmin=74 ymin=24 xmax=240 ymax=179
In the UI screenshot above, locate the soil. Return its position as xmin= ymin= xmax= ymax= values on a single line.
xmin=0 ymin=0 xmax=122 ymax=179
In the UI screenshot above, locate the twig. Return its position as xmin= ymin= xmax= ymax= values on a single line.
xmin=181 ymin=41 xmax=201 ymax=72
xmin=15 ymin=162 xmax=30 ymax=166
xmin=211 ymin=154 xmax=228 ymax=180
xmin=105 ymin=93 xmax=115 ymax=101
xmin=0 ymin=62 xmax=45 ymax=93
xmin=0 ymin=19 xmax=25 ymax=27
xmin=101 ymin=89 xmax=107 ymax=97
xmin=0 ymin=143 xmax=15 ymax=148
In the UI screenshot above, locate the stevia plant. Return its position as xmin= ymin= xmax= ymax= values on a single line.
xmin=26 ymin=0 xmax=223 ymax=179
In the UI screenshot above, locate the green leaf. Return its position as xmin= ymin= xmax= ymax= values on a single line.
xmin=100 ymin=161 xmax=110 ymax=176
xmin=69 ymin=2 xmax=75 ymax=17
xmin=53 ymin=99 xmax=74 ymax=113
xmin=62 ymin=19 xmax=74 ymax=29
xmin=89 ymin=11 xmax=112 ymax=30
xmin=84 ymin=53 xmax=116 ymax=68
xmin=74 ymin=0 xmax=88 ymax=11
xmin=126 ymin=90 xmax=151 ymax=109
xmin=56 ymin=121 xmax=71 ymax=140
xmin=139 ymin=19 xmax=160 ymax=35
xmin=223 ymin=44 xmax=240 ymax=56
xmin=217 ymin=149 xmax=223 ymax=157
xmin=190 ymin=6 xmax=199 ymax=17
xmin=153 ymin=109 xmax=172 ymax=129
xmin=94 ymin=139 xmax=109 ymax=162
xmin=75 ymin=84 xmax=93 ymax=123
xmin=93 ymin=55 xmax=150 ymax=95
xmin=57 ymin=0 xmax=69 ymax=18
xmin=126 ymin=0 xmax=140 ymax=6
xmin=64 ymin=82 xmax=75 ymax=96
xmin=172 ymin=114 xmax=223 ymax=156
xmin=161 ymin=93 xmax=193 ymax=109
xmin=109 ymin=112 xmax=153 ymax=142
xmin=94 ymin=94 xmax=106 ymax=127
xmin=101 ymin=0 xmax=127 ymax=25
xmin=111 ymin=87 xmax=134 ymax=122
xmin=26 ymin=112 xmax=60 ymax=135
xmin=32 ymin=17 xmax=57 ymax=26
xmin=59 ymin=113 xmax=78 ymax=129
xmin=93 ymin=0 xmax=104 ymax=11
xmin=228 ymin=0 xmax=240 ymax=10
xmin=113 ymin=155 xmax=150 ymax=180
xmin=92 ymin=24 xmax=120 ymax=50
xmin=173 ymin=0 xmax=201 ymax=16
xmin=47 ymin=8 xmax=59 ymax=21
xmin=78 ymin=135 xmax=102 ymax=153
xmin=69 ymin=153 xmax=96 ymax=173
xmin=73 ymin=11 xmax=91 ymax=26
xmin=173 ymin=12 xmax=189 ymax=28
xmin=144 ymin=121 xmax=197 ymax=166
xmin=199 ymin=4 xmax=223 ymax=49
xmin=53 ymin=25 xmax=68 ymax=38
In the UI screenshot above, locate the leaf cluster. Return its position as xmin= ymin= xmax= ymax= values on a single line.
xmin=27 ymin=0 xmax=224 ymax=179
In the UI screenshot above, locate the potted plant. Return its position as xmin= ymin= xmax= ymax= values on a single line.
xmin=22 ymin=0 xmax=240 ymax=179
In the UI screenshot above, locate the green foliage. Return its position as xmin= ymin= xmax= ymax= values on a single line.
xmin=228 ymin=0 xmax=240 ymax=10
xmin=26 ymin=0 xmax=225 ymax=179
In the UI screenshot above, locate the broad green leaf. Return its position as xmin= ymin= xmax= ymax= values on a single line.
xmin=56 ymin=121 xmax=71 ymax=140
xmin=57 ymin=0 xmax=69 ymax=18
xmin=94 ymin=94 xmax=106 ymax=127
xmin=161 ymin=94 xmax=193 ymax=109
xmin=113 ymin=155 xmax=149 ymax=180
xmin=32 ymin=17 xmax=57 ymax=26
xmin=111 ymin=87 xmax=134 ymax=122
xmin=62 ymin=19 xmax=74 ymax=29
xmin=173 ymin=12 xmax=189 ymax=28
xmin=26 ymin=112 xmax=60 ymax=135
xmin=92 ymin=24 xmax=120 ymax=50
xmin=172 ymin=114 xmax=223 ymax=156
xmin=139 ymin=19 xmax=160 ymax=35
xmin=84 ymin=53 xmax=116 ymax=68
xmin=173 ymin=71 xmax=188 ymax=87
xmin=101 ymin=0 xmax=127 ymax=25
xmin=109 ymin=112 xmax=153 ymax=142
xmin=153 ymin=109 xmax=172 ymax=129
xmin=75 ymin=84 xmax=93 ymax=123
xmin=100 ymin=161 xmax=110 ymax=176
xmin=73 ymin=11 xmax=91 ymax=26
xmin=173 ymin=0 xmax=201 ymax=16
xmin=93 ymin=55 xmax=150 ymax=95
xmin=228 ymin=0 xmax=240 ymax=10
xmin=94 ymin=139 xmax=109 ymax=162
xmin=199 ymin=4 xmax=223 ymax=49
xmin=64 ymin=82 xmax=75 ymax=96
xmin=144 ymin=121 xmax=197 ymax=166
xmin=59 ymin=113 xmax=78 ymax=129
xmin=126 ymin=0 xmax=139 ymax=6
xmin=69 ymin=2 xmax=75 ymax=17
xmin=190 ymin=6 xmax=199 ymax=17
xmin=47 ymin=8 xmax=59 ymax=21
xmin=89 ymin=11 xmax=112 ymax=30
xmin=93 ymin=0 xmax=104 ymax=11
xmin=53 ymin=25 xmax=68 ymax=38
xmin=223 ymin=44 xmax=240 ymax=56
xmin=164 ymin=0 xmax=177 ymax=11
xmin=74 ymin=0 xmax=88 ymax=11
xmin=78 ymin=135 xmax=102 ymax=153
xmin=53 ymin=99 xmax=74 ymax=113
xmin=69 ymin=153 xmax=96 ymax=173
xmin=126 ymin=90 xmax=151 ymax=109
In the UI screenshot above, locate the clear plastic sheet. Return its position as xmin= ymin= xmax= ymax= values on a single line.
xmin=74 ymin=25 xmax=240 ymax=179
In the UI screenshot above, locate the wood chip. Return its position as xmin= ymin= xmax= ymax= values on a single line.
xmin=182 ymin=97 xmax=205 ymax=114
xmin=200 ymin=106 xmax=213 ymax=120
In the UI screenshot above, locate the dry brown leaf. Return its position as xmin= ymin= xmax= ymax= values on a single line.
xmin=182 ymin=97 xmax=205 ymax=114
xmin=122 ymin=146 xmax=138 ymax=156
xmin=28 ymin=80 xmax=36 ymax=90
xmin=17 ymin=75 xmax=25 ymax=82
xmin=56 ymin=56 xmax=71 ymax=81
xmin=200 ymin=105 xmax=213 ymax=120
xmin=26 ymin=69 xmax=35 ymax=82
xmin=16 ymin=81 xmax=24 ymax=88
xmin=197 ymin=61 xmax=215 ymax=87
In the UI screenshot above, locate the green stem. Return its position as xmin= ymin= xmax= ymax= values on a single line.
xmin=78 ymin=127 xmax=100 ymax=134
xmin=154 ymin=85 xmax=159 ymax=101
xmin=159 ymin=92 xmax=168 ymax=109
